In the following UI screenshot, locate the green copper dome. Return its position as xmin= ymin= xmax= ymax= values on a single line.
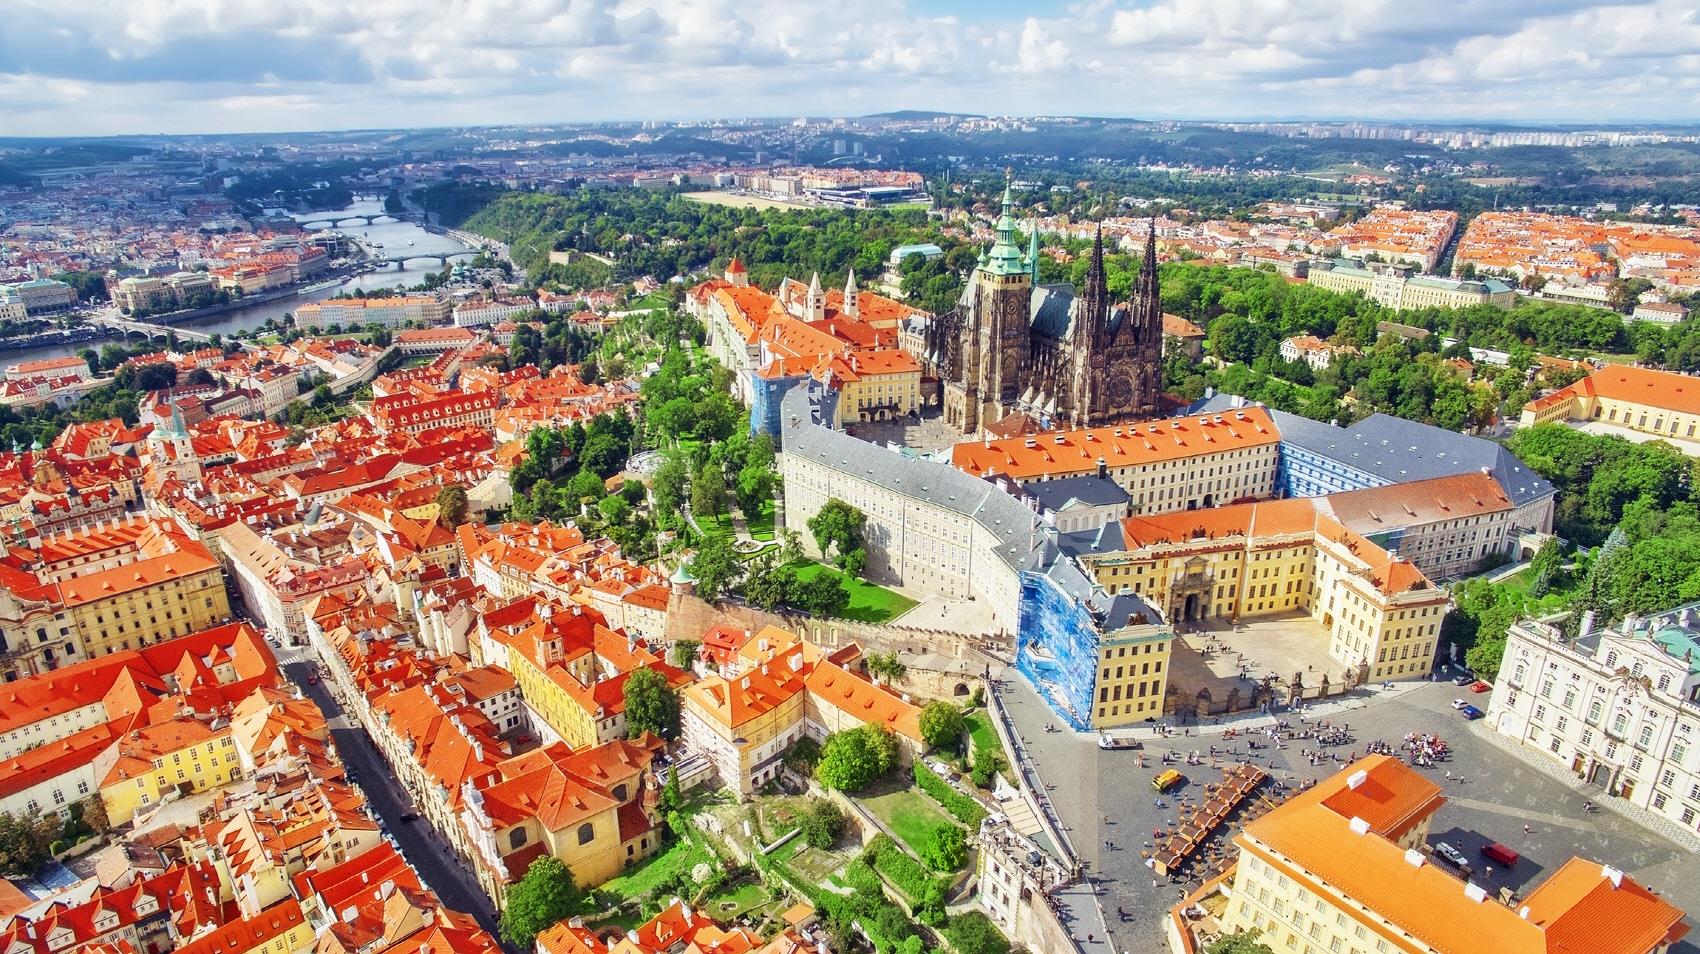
xmin=983 ymin=181 xmax=1027 ymax=277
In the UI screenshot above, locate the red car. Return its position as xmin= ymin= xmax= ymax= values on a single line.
xmin=1482 ymin=842 xmax=1520 ymax=867
xmin=1469 ymin=680 xmax=1492 ymax=693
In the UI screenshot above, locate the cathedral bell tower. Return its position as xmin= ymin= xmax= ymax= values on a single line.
xmin=971 ymin=180 xmax=1033 ymax=425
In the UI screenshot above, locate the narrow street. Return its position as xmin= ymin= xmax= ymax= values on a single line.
xmin=282 ymin=659 xmax=512 ymax=949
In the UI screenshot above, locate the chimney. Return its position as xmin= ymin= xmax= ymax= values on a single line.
xmin=1096 ymin=456 xmax=1108 ymax=480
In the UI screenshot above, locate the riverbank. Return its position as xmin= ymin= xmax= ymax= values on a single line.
xmin=117 ymin=263 xmax=363 ymax=328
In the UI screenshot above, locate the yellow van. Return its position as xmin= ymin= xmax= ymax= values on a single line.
xmin=1152 ymin=769 xmax=1185 ymax=792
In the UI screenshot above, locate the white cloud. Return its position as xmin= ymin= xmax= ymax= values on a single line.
xmin=0 ymin=0 xmax=1695 ymax=134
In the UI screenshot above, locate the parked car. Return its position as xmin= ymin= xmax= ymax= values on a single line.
xmin=1452 ymin=674 xmax=1474 ymax=686
xmin=307 ymin=674 xmax=318 ymax=684
xmin=399 ymin=812 xmax=420 ymax=823
xmin=1469 ymin=681 xmax=1492 ymax=693
xmin=1459 ymin=704 xmax=1484 ymax=720
xmin=1451 ymin=698 xmax=1468 ymax=710
xmin=1434 ymin=842 xmax=1468 ymax=867
xmin=1153 ymin=769 xmax=1186 ymax=793
xmin=1482 ymin=842 xmax=1520 ymax=867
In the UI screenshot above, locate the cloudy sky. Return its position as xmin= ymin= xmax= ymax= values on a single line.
xmin=2 ymin=0 xmax=1698 ymax=136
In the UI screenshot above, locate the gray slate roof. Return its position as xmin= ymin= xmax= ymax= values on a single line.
xmin=1021 ymin=475 xmax=1131 ymax=512
xmin=1192 ymin=394 xmax=1555 ymax=508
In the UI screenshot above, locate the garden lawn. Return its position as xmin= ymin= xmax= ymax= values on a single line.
xmin=966 ymin=713 xmax=999 ymax=759
xmin=704 ymin=880 xmax=769 ymax=919
xmin=745 ymin=501 xmax=776 ymax=541
xmin=861 ymin=786 xmax=956 ymax=857
xmin=588 ymin=834 xmax=713 ymax=908
xmin=792 ymin=562 xmax=918 ymax=623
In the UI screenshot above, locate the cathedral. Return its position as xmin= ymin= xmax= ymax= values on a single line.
xmin=921 ymin=185 xmax=1165 ymax=434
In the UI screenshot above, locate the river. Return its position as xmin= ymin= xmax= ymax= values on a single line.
xmin=4 ymin=198 xmax=475 ymax=367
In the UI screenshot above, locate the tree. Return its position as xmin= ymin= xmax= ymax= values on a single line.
xmin=0 ymin=811 xmax=56 ymax=878
xmin=623 ymin=667 xmax=680 ymax=740
xmin=920 ymin=824 xmax=968 ymax=871
xmin=670 ymin=640 xmax=699 ymax=669
xmin=80 ymin=796 xmax=109 ymax=836
xmin=816 ymin=725 xmax=899 ymax=792
xmin=807 ymin=499 xmax=867 ymax=573
xmin=943 ymin=912 xmax=1011 ymax=954
xmin=1206 ymin=930 xmax=1277 ymax=954
xmin=742 ymin=550 xmax=798 ymax=610
xmin=597 ymin=493 xmax=632 ymax=527
xmin=795 ymin=569 xmax=850 ymax=617
xmin=918 ymin=700 xmax=966 ymax=751
xmin=434 ymin=485 xmax=468 ymax=529
xmin=865 ymin=651 xmax=907 ymax=684
xmin=798 ymin=797 xmax=846 ymax=849
xmin=688 ymin=535 xmax=744 ymax=603
xmin=661 ymin=764 xmax=682 ymax=813
xmin=689 ymin=464 xmax=728 ymax=520
xmin=499 ymin=856 xmax=582 ymax=949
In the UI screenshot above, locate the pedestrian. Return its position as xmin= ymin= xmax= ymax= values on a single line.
xmin=1523 ymin=824 xmax=1532 ymax=834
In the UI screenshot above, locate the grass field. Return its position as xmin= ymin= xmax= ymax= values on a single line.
xmin=861 ymin=785 xmax=956 ymax=856
xmin=966 ymin=713 xmax=999 ymax=758
xmin=587 ymin=835 xmax=713 ymax=909
xmin=792 ymin=562 xmax=917 ymax=623
xmin=682 ymin=191 xmax=811 ymax=211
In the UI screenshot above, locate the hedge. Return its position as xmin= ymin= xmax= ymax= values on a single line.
xmin=866 ymin=835 xmax=947 ymax=912
xmin=915 ymin=762 xmax=987 ymax=826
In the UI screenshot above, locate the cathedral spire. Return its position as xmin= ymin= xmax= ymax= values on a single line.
xmin=983 ymin=174 xmax=1026 ymax=277
xmin=1082 ymin=223 xmax=1108 ymax=343
xmin=1130 ymin=220 xmax=1161 ymax=343
xmin=844 ymin=269 xmax=858 ymax=317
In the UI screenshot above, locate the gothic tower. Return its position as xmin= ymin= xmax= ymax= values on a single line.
xmin=970 ymin=181 xmax=1034 ymax=427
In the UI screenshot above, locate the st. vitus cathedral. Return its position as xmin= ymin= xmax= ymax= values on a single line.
xmin=921 ymin=184 xmax=1165 ymax=434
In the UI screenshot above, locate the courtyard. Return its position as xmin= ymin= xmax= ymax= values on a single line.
xmin=1166 ymin=613 xmax=1348 ymax=715
xmin=844 ymin=408 xmax=964 ymax=456
xmin=995 ymin=672 xmax=1700 ymax=954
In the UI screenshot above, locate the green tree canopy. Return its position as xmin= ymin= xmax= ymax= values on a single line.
xmin=499 ymin=856 xmax=582 ymax=949
xmin=623 ymin=666 xmax=681 ymax=740
xmin=434 ymin=485 xmax=468 ymax=529
xmin=918 ymin=700 xmax=966 ymax=751
xmin=816 ymin=725 xmax=900 ymax=792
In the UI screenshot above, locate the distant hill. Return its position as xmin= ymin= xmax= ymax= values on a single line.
xmin=863 ymin=110 xmax=982 ymax=121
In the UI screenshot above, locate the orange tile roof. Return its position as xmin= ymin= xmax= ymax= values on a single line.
xmin=1241 ymin=756 xmax=1689 ymax=954
xmin=952 ymin=407 xmax=1280 ymax=480
xmin=1583 ymin=365 xmax=1700 ymax=417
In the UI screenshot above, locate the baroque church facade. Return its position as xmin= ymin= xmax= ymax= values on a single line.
xmin=921 ymin=185 xmax=1165 ymax=434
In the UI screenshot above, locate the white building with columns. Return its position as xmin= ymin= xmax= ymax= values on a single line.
xmin=1486 ymin=602 xmax=1700 ymax=834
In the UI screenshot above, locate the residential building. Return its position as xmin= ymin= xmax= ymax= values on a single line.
xmin=0 ymin=278 xmax=77 ymax=315
xmin=1634 ymin=301 xmax=1689 ymax=324
xmin=1162 ymin=314 xmax=1207 ymax=361
xmin=1307 ymin=260 xmax=1517 ymax=311
xmin=679 ymin=628 xmax=923 ymax=796
xmin=1206 ymin=754 xmax=1689 ymax=954
xmin=96 ymin=715 xmax=239 ymax=823
xmin=460 ymin=736 xmax=662 ymax=903
xmin=1521 ymin=365 xmax=1700 ymax=451
xmin=535 ymin=898 xmax=764 ymax=954
xmin=1280 ymin=334 xmax=1355 ymax=371
xmin=294 ymin=296 xmax=449 ymax=332
xmin=1320 ymin=207 xmax=1458 ymax=271
xmin=6 ymin=356 xmax=92 ymax=382
xmin=1486 ymin=602 xmax=1700 ymax=830
xmin=950 ymin=407 xmax=1283 ymax=515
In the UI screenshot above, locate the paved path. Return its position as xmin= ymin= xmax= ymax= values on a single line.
xmin=284 ymin=659 xmax=514 ymax=952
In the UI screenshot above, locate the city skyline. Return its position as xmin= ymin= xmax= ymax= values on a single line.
xmin=3 ymin=0 xmax=1699 ymax=137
